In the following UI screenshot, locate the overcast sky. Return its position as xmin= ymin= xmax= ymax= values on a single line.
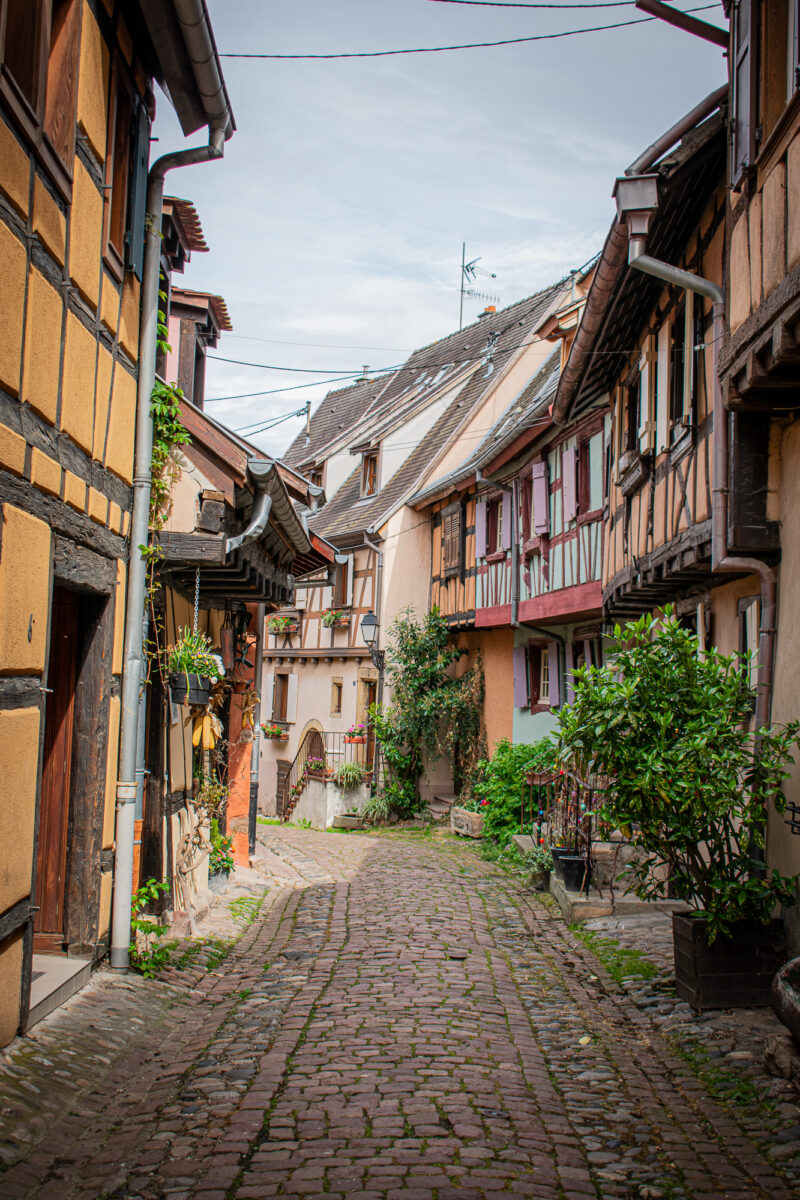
xmin=153 ymin=0 xmax=726 ymax=456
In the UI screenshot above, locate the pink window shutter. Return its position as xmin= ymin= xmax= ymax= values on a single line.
xmin=513 ymin=645 xmax=528 ymax=708
xmin=562 ymin=447 xmax=577 ymax=523
xmin=501 ymin=492 xmax=512 ymax=550
xmin=475 ymin=500 xmax=487 ymax=558
xmin=547 ymin=641 xmax=560 ymax=707
xmin=532 ymin=462 xmax=549 ymax=535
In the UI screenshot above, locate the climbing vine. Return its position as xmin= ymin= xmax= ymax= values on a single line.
xmin=150 ymin=288 xmax=191 ymax=531
xmin=369 ymin=608 xmax=486 ymax=815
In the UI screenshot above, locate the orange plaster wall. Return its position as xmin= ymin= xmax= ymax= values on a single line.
xmin=455 ymin=628 xmax=515 ymax=755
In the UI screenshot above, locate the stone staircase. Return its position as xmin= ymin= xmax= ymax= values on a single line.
xmin=428 ymin=793 xmax=457 ymax=822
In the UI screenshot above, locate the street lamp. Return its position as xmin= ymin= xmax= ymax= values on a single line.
xmin=360 ymin=611 xmax=385 ymax=672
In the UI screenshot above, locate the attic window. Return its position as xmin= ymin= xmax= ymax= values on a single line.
xmin=361 ymin=452 xmax=378 ymax=497
xmin=309 ymin=466 xmax=323 ymax=489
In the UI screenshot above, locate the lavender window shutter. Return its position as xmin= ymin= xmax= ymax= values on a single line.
xmin=513 ymin=645 xmax=528 ymax=707
xmin=547 ymin=641 xmax=560 ymax=707
xmin=475 ymin=500 xmax=487 ymax=558
xmin=532 ymin=462 xmax=549 ymax=535
xmin=564 ymin=641 xmax=575 ymax=705
xmin=501 ymin=492 xmax=512 ymax=550
xmin=562 ymin=447 xmax=577 ymax=523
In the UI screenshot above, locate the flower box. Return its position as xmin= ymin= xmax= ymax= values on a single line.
xmin=344 ymin=735 xmax=366 ymax=744
xmin=450 ymin=806 xmax=484 ymax=838
xmin=672 ymin=913 xmax=786 ymax=1010
xmin=268 ymin=617 xmax=299 ymax=635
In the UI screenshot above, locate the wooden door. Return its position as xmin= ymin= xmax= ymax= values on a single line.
xmin=276 ymin=759 xmax=291 ymax=817
xmin=34 ymin=588 xmax=80 ymax=951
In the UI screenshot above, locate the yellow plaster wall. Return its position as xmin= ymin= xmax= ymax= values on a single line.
xmin=0 ymin=708 xmax=41 ymax=912
xmin=0 ymin=932 xmax=24 ymax=1046
xmin=0 ymin=119 xmax=30 ymax=218
xmin=75 ymin=1 xmax=109 ymax=163
xmin=112 ymin=560 xmax=126 ymax=675
xmin=69 ymin=161 xmax=103 ymax=310
xmin=0 ymin=222 xmax=26 ymax=395
xmin=102 ymin=694 xmax=121 ymax=848
xmin=61 ymin=312 xmax=97 ymax=454
xmin=0 ymin=506 xmax=50 ymax=674
xmin=106 ymin=366 xmax=136 ymax=482
xmin=0 ymin=424 xmax=25 ymax=477
xmin=32 ymin=177 xmax=65 ymax=265
xmin=30 ymin=448 xmax=62 ymax=497
xmin=98 ymin=870 xmax=112 ymax=937
xmin=22 ymin=269 xmax=62 ymax=424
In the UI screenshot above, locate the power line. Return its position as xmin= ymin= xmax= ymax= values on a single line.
xmin=227 ymin=334 xmax=413 ymax=352
xmin=430 ymin=0 xmax=636 ymax=7
xmin=207 ymin=353 xmax=396 ymax=374
xmin=218 ymin=6 xmax=724 ymax=59
xmin=205 ymin=371 xmax=381 ymax=404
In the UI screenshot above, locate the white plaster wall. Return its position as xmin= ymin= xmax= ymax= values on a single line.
xmin=380 ymin=381 xmax=469 ymax=487
xmin=325 ymin=450 xmax=358 ymax=498
xmin=288 ymin=778 xmax=371 ymax=828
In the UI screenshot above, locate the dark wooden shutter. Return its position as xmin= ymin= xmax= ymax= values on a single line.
xmin=521 ymin=475 xmax=532 ymax=542
xmin=125 ymin=94 xmax=150 ymax=279
xmin=528 ymin=646 xmax=541 ymax=706
xmin=732 ymin=0 xmax=755 ymax=186
xmin=500 ymin=492 xmax=512 ymax=551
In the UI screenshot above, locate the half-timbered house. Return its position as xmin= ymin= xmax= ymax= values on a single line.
xmin=260 ymin=285 xmax=571 ymax=816
xmin=0 ymin=0 xmax=232 ymax=1044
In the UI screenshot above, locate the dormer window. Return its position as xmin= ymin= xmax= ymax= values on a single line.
xmin=362 ymin=452 xmax=378 ymax=497
xmin=309 ymin=466 xmax=323 ymax=489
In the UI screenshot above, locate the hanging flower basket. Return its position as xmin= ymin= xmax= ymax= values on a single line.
xmin=169 ymin=672 xmax=213 ymax=707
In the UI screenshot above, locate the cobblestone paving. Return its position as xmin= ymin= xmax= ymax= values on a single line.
xmin=0 ymin=826 xmax=798 ymax=1200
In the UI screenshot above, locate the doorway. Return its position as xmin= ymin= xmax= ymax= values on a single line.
xmin=34 ymin=587 xmax=80 ymax=953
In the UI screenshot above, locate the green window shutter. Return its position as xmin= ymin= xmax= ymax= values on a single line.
xmin=125 ymin=96 xmax=150 ymax=279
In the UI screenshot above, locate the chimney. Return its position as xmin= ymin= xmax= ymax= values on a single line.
xmin=477 ymin=305 xmax=496 ymax=320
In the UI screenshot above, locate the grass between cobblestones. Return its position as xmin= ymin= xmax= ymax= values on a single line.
xmin=170 ymin=893 xmax=265 ymax=974
xmin=569 ymin=924 xmax=660 ymax=985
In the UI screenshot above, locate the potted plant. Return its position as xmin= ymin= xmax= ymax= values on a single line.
xmin=344 ymin=722 xmax=367 ymax=744
xmin=322 ymin=609 xmax=350 ymax=629
xmin=450 ymin=794 xmax=486 ymax=839
xmin=558 ymin=610 xmax=799 ymax=1009
xmin=332 ymin=761 xmax=366 ymax=789
xmin=521 ymin=843 xmax=553 ymax=890
xmin=167 ymin=627 xmax=222 ymax=706
xmin=268 ymin=614 xmax=299 ymax=634
xmin=305 ymin=755 xmax=326 ymax=777
xmin=261 ymin=722 xmax=289 ymax=741
xmin=208 ymin=818 xmax=235 ymax=893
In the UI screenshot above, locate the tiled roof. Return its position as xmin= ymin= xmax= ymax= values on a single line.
xmin=409 ymin=348 xmax=561 ymax=507
xmin=172 ymin=287 xmax=233 ymax=332
xmin=307 ymin=280 xmax=569 ymax=541
xmin=283 ymin=375 xmax=392 ymax=470
xmin=163 ymin=196 xmax=209 ymax=252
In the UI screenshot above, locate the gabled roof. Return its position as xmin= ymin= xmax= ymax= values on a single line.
xmin=171 ymin=287 xmax=233 ymax=333
xmin=163 ymin=196 xmax=209 ymax=254
xmin=554 ymin=110 xmax=726 ymax=423
xmin=305 ymin=281 xmax=568 ymax=541
xmin=283 ymin=375 xmax=392 ymax=471
xmin=410 ymin=348 xmax=561 ymax=508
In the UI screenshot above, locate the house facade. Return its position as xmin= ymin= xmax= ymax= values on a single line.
xmin=259 ymin=285 xmax=572 ymax=815
xmin=0 ymin=0 xmax=232 ymax=1045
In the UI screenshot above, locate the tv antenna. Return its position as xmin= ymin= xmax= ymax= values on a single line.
xmin=459 ymin=242 xmax=498 ymax=330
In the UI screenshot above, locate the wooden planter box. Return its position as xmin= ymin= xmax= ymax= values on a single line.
xmin=345 ymin=735 xmax=366 ymax=744
xmin=268 ymin=622 xmax=299 ymax=635
xmin=672 ymin=912 xmax=786 ymax=1010
xmin=450 ymin=806 xmax=484 ymax=838
xmin=169 ymin=672 xmax=212 ymax=707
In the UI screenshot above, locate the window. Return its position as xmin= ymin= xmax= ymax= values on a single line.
xmin=539 ymin=647 xmax=550 ymax=704
xmin=362 ymin=452 xmax=378 ymax=497
xmin=103 ymin=57 xmax=149 ymax=278
xmin=105 ymin=62 xmax=132 ymax=267
xmin=625 ymin=383 xmax=640 ymax=452
xmin=273 ymin=673 xmax=289 ymax=721
xmin=0 ymin=0 xmax=81 ymax=182
xmin=441 ymin=504 xmax=462 ymax=576
xmin=670 ymin=299 xmax=686 ymax=437
xmin=331 ymin=679 xmax=343 ymax=716
xmin=332 ymin=558 xmax=351 ymax=609
xmin=739 ymin=595 xmax=761 ymax=694
xmin=486 ymin=498 xmax=502 ymax=553
xmin=309 ymin=467 xmax=323 ymax=489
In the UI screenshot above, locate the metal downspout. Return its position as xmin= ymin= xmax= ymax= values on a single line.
xmin=110 ymin=128 xmax=229 ymax=972
xmin=248 ymin=603 xmax=265 ymax=858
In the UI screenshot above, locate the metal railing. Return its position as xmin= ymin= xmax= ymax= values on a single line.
xmin=520 ymin=767 xmax=612 ymax=895
xmin=279 ymin=729 xmax=376 ymax=820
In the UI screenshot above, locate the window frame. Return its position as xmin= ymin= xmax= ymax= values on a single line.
xmin=103 ymin=53 xmax=134 ymax=280
xmin=361 ymin=451 xmax=378 ymax=498
xmin=332 ymin=558 xmax=350 ymax=610
xmin=0 ymin=0 xmax=81 ymax=199
xmin=273 ymin=672 xmax=289 ymax=721
xmin=330 ymin=678 xmax=343 ymax=717
xmin=441 ymin=502 xmax=463 ymax=578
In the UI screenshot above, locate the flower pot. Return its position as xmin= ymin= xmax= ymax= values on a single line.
xmin=169 ymin=672 xmax=212 ymax=707
xmin=208 ymin=869 xmax=230 ymax=895
xmin=561 ymin=855 xmax=591 ymax=893
xmin=672 ymin=912 xmax=786 ymax=1010
xmin=450 ymin=806 xmax=484 ymax=838
xmin=550 ymin=846 xmax=570 ymax=878
xmin=345 ymin=735 xmax=366 ymax=744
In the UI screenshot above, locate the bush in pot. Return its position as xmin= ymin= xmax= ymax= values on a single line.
xmin=475 ymin=737 xmax=558 ymax=850
xmin=557 ymin=610 xmax=799 ymax=1005
xmin=332 ymin=761 xmax=366 ymax=790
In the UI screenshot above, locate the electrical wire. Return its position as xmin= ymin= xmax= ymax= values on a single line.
xmin=207 ymin=353 xmax=396 ymax=374
xmin=205 ymin=372 xmax=379 ymax=403
xmin=429 ymin=0 xmax=637 ymax=7
xmin=227 ymin=333 xmax=413 ymax=352
xmin=218 ymin=6 xmax=724 ymax=59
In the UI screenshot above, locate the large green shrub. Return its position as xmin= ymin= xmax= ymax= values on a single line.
xmin=476 ymin=737 xmax=558 ymax=847
xmin=557 ymin=610 xmax=799 ymax=941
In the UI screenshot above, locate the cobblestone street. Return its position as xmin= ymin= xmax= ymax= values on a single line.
xmin=1 ymin=826 xmax=799 ymax=1200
